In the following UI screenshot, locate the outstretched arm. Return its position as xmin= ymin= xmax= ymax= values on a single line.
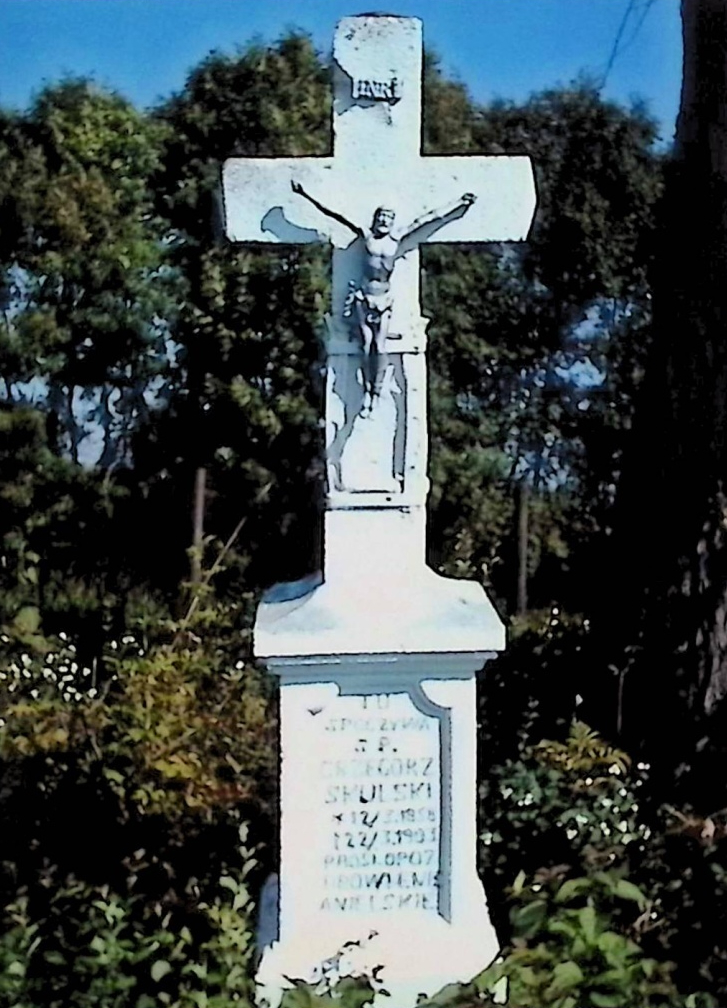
xmin=400 ymin=192 xmax=476 ymax=240
xmin=291 ymin=180 xmax=363 ymax=238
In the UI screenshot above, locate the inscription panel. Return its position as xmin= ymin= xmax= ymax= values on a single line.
xmin=317 ymin=692 xmax=442 ymax=915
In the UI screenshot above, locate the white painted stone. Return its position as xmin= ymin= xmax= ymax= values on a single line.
xmin=223 ymin=13 xmax=535 ymax=515
xmin=255 ymin=670 xmax=499 ymax=1008
xmin=221 ymin=13 xmax=536 ymax=1006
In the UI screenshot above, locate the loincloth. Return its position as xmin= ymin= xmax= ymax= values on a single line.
xmin=343 ymin=283 xmax=393 ymax=321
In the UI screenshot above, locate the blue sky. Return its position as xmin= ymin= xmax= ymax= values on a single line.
xmin=1 ymin=0 xmax=681 ymax=143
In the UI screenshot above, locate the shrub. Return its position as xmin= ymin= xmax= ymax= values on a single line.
xmin=479 ymin=718 xmax=647 ymax=936
xmin=475 ymin=868 xmax=712 ymax=1008
xmin=0 ymin=826 xmax=259 ymax=1008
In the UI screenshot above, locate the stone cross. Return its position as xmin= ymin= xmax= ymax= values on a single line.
xmin=222 ymin=14 xmax=535 ymax=1006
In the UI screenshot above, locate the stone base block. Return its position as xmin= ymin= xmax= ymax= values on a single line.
xmin=253 ymin=669 xmax=502 ymax=1008
xmin=256 ymin=906 xmax=498 ymax=1007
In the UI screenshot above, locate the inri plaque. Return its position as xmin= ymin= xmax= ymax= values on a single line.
xmin=317 ymin=690 xmax=447 ymax=915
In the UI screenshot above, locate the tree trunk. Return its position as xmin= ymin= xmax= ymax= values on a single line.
xmin=604 ymin=0 xmax=727 ymax=803
xmin=191 ymin=466 xmax=207 ymax=585
xmin=517 ymin=481 xmax=530 ymax=616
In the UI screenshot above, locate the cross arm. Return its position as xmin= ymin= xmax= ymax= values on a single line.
xmin=407 ymin=156 xmax=537 ymax=244
xmin=222 ymin=157 xmax=359 ymax=246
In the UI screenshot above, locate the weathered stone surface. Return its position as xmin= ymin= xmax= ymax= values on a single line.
xmin=221 ymin=13 xmax=536 ymax=1006
xmin=222 ymin=13 xmax=534 ymax=515
xmin=255 ymin=671 xmax=499 ymax=1007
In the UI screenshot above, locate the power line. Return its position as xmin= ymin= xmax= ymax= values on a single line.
xmin=599 ymin=0 xmax=658 ymax=90
xmin=600 ymin=0 xmax=638 ymax=88
xmin=621 ymin=0 xmax=659 ymax=58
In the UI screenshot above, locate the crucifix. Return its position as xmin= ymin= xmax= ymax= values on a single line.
xmin=222 ymin=15 xmax=536 ymax=1005
xmin=222 ymin=15 xmax=535 ymax=542
xmin=290 ymin=179 xmax=477 ymax=415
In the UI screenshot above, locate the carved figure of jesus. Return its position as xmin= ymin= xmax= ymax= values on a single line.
xmin=291 ymin=181 xmax=476 ymax=414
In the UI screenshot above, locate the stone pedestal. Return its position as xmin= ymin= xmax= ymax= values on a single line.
xmin=254 ymin=564 xmax=504 ymax=1006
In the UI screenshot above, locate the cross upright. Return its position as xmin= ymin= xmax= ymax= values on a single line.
xmin=223 ymin=15 xmax=536 ymax=603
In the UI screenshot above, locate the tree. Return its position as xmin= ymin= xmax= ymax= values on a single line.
xmin=600 ymin=0 xmax=727 ymax=805
xmin=0 ymin=36 xmax=663 ymax=637
xmin=1 ymin=81 xmax=176 ymax=465
xmin=0 ymin=83 xmax=178 ymax=637
xmin=138 ymin=46 xmax=663 ymax=614
xmin=425 ymin=81 xmax=662 ymax=612
xmin=138 ymin=36 xmax=330 ymax=593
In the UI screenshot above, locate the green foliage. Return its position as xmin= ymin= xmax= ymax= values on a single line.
xmin=624 ymin=804 xmax=727 ymax=1000
xmin=423 ymin=84 xmax=662 ymax=609
xmin=474 ymin=709 xmax=723 ymax=1005
xmin=0 ymin=827 xmax=258 ymax=1008
xmin=278 ymin=976 xmax=377 ymax=1008
xmin=0 ymin=896 xmax=38 ymax=1008
xmin=120 ymin=35 xmax=332 ymax=596
xmin=0 ymin=81 xmax=179 ymax=640
xmin=533 ymin=719 xmax=631 ymax=774
xmin=0 ymin=594 xmax=276 ymax=822
xmin=2 ymin=80 xmax=177 ymax=459
xmin=474 ymin=869 xmax=709 ymax=1008
xmin=279 ymin=954 xmax=383 ymax=1008
xmin=480 ymin=717 xmax=648 ymax=932
xmin=0 ymin=34 xmax=665 ymax=630
xmin=0 ymin=29 xmax=701 ymax=1008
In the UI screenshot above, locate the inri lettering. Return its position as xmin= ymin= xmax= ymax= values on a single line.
xmin=352 ymin=78 xmax=402 ymax=102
